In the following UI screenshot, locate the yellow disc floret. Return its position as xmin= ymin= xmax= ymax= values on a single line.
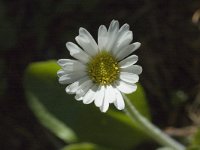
xmin=87 ymin=51 xmax=120 ymax=85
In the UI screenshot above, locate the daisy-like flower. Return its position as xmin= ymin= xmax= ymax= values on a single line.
xmin=57 ymin=20 xmax=142 ymax=112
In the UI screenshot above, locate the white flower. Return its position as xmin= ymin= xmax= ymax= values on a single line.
xmin=57 ymin=20 xmax=142 ymax=112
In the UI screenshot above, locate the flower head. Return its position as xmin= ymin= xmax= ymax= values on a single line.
xmin=57 ymin=20 xmax=142 ymax=112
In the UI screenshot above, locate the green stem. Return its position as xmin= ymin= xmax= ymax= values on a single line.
xmin=122 ymin=94 xmax=185 ymax=150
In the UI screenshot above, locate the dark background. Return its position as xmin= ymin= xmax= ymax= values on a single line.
xmin=0 ymin=0 xmax=200 ymax=149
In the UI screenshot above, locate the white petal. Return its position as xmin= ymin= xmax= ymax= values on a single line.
xmin=98 ymin=25 xmax=107 ymax=51
xmin=75 ymin=80 xmax=93 ymax=101
xmin=116 ymin=42 xmax=141 ymax=60
xmin=57 ymin=69 xmax=65 ymax=77
xmin=119 ymin=55 xmax=138 ymax=68
xmin=117 ymin=23 xmax=130 ymax=39
xmin=57 ymin=59 xmax=84 ymax=68
xmin=75 ymin=28 xmax=98 ymax=56
xmin=75 ymin=94 xmax=83 ymax=101
xmin=58 ymin=71 xmax=86 ymax=84
xmin=66 ymin=42 xmax=90 ymax=63
xmin=121 ymin=65 xmax=142 ymax=75
xmin=114 ymin=89 xmax=125 ymax=110
xmin=58 ymin=60 xmax=86 ymax=73
xmin=116 ymin=31 xmax=133 ymax=49
xmin=111 ymin=23 xmax=131 ymax=54
xmin=83 ymin=84 xmax=98 ymax=104
xmin=118 ymin=23 xmax=130 ymax=33
xmin=100 ymin=87 xmax=110 ymax=112
xmin=106 ymin=85 xmax=116 ymax=103
xmin=99 ymin=85 xmax=117 ymax=112
xmin=94 ymin=86 xmax=105 ymax=107
xmin=115 ymin=80 xmax=137 ymax=94
xmin=65 ymin=76 xmax=89 ymax=94
xmin=112 ymin=31 xmax=133 ymax=56
xmin=57 ymin=59 xmax=74 ymax=67
xmin=119 ymin=72 xmax=139 ymax=83
xmin=105 ymin=20 xmax=119 ymax=51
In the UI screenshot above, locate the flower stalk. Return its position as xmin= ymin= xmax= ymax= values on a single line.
xmin=122 ymin=94 xmax=186 ymax=150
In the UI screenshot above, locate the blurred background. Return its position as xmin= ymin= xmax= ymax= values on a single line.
xmin=0 ymin=0 xmax=200 ymax=149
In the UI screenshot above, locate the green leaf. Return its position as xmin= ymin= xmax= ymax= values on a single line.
xmin=27 ymin=92 xmax=77 ymax=143
xmin=192 ymin=128 xmax=200 ymax=145
xmin=187 ymin=128 xmax=200 ymax=150
xmin=187 ymin=146 xmax=200 ymax=150
xmin=24 ymin=60 xmax=151 ymax=150
xmin=61 ymin=143 xmax=110 ymax=150
xmin=127 ymin=84 xmax=151 ymax=120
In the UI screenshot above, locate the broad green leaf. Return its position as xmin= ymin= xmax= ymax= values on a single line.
xmin=127 ymin=84 xmax=151 ymax=120
xmin=187 ymin=146 xmax=200 ymax=150
xmin=192 ymin=128 xmax=200 ymax=145
xmin=24 ymin=60 xmax=151 ymax=150
xmin=27 ymin=92 xmax=77 ymax=143
xmin=187 ymin=128 xmax=200 ymax=150
xmin=61 ymin=143 xmax=109 ymax=150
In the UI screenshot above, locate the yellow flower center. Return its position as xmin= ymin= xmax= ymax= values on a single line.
xmin=87 ymin=51 xmax=120 ymax=85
